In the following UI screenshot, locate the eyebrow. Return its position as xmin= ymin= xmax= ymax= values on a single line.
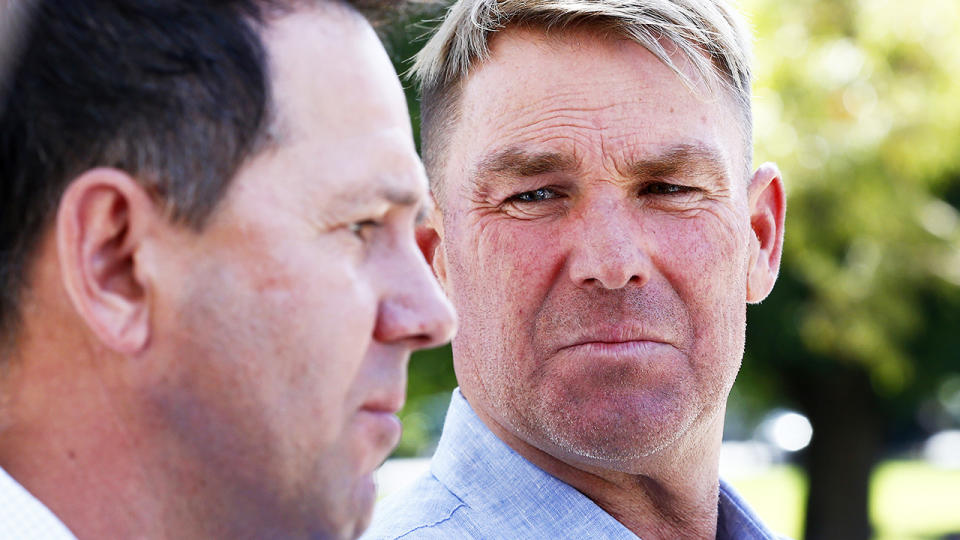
xmin=472 ymin=142 xmax=729 ymax=188
xmin=379 ymin=184 xmax=421 ymax=207
xmin=327 ymin=182 xmax=423 ymax=218
xmin=626 ymin=143 xmax=730 ymax=185
xmin=380 ymin=185 xmax=433 ymax=226
xmin=474 ymin=147 xmax=579 ymax=180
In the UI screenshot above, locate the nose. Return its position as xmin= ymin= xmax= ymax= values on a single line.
xmin=373 ymin=242 xmax=457 ymax=349
xmin=567 ymin=200 xmax=652 ymax=290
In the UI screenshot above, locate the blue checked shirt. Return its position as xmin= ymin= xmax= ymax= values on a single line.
xmin=0 ymin=467 xmax=77 ymax=539
xmin=364 ymin=389 xmax=787 ymax=540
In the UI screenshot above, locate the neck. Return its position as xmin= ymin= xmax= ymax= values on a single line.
xmin=0 ymin=344 xmax=153 ymax=538
xmin=0 ymin=347 xmax=317 ymax=540
xmin=0 ymin=242 xmax=311 ymax=539
xmin=472 ymin=399 xmax=725 ymax=540
xmin=0 ymin=331 xmax=239 ymax=539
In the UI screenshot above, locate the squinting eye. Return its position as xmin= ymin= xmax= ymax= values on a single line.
xmin=348 ymin=219 xmax=381 ymax=238
xmin=645 ymin=183 xmax=696 ymax=195
xmin=510 ymin=187 xmax=560 ymax=203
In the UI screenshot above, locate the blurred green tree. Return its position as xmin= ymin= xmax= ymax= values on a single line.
xmin=383 ymin=1 xmax=960 ymax=538
xmin=741 ymin=0 xmax=960 ymax=537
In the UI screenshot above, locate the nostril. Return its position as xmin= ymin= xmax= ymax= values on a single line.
xmin=409 ymin=332 xmax=434 ymax=347
xmin=574 ymin=268 xmax=646 ymax=290
xmin=373 ymin=296 xmax=455 ymax=348
xmin=568 ymin=239 xmax=651 ymax=290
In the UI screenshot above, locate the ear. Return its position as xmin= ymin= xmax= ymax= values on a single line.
xmin=56 ymin=168 xmax=160 ymax=354
xmin=745 ymin=162 xmax=786 ymax=303
xmin=414 ymin=202 xmax=449 ymax=291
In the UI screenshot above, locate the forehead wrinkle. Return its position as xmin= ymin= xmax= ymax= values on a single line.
xmin=489 ymin=101 xmax=629 ymax=147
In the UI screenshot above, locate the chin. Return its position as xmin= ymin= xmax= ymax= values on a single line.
xmin=532 ymin=393 xmax=697 ymax=463
xmin=319 ymin=509 xmax=373 ymax=540
xmin=309 ymin=471 xmax=377 ymax=540
xmin=347 ymin=472 xmax=378 ymax=538
xmin=550 ymin=422 xmax=687 ymax=463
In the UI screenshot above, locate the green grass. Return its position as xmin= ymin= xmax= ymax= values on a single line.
xmin=871 ymin=461 xmax=960 ymax=540
xmin=728 ymin=465 xmax=807 ymax=539
xmin=728 ymin=460 xmax=960 ymax=540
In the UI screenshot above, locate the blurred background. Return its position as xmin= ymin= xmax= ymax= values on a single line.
xmin=376 ymin=1 xmax=960 ymax=539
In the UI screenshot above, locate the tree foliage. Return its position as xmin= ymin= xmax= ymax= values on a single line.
xmin=733 ymin=0 xmax=960 ymax=536
xmin=742 ymin=0 xmax=960 ymax=399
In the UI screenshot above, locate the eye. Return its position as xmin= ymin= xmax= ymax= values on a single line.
xmin=347 ymin=219 xmax=381 ymax=240
xmin=509 ymin=187 xmax=561 ymax=203
xmin=643 ymin=182 xmax=698 ymax=195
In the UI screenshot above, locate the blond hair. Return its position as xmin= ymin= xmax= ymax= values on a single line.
xmin=412 ymin=0 xmax=755 ymax=196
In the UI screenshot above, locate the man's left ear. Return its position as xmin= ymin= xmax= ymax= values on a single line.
xmin=56 ymin=168 xmax=161 ymax=354
xmin=746 ymin=162 xmax=786 ymax=303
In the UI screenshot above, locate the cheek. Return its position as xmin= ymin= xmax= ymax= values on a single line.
xmin=652 ymin=208 xmax=750 ymax=299
xmin=650 ymin=212 xmax=750 ymax=375
xmin=261 ymin=260 xmax=377 ymax=430
xmin=160 ymin=241 xmax=379 ymax=455
xmin=444 ymin=217 xmax=569 ymax=393
xmin=446 ymin=218 xmax=566 ymax=330
xmin=245 ymin=254 xmax=374 ymax=367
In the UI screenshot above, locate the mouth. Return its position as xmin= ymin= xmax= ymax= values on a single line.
xmin=357 ymin=407 xmax=403 ymax=435
xmin=355 ymin=407 xmax=403 ymax=475
xmin=360 ymin=388 xmax=406 ymax=416
xmin=555 ymin=326 xmax=673 ymax=354
xmin=557 ymin=339 xmax=670 ymax=356
xmin=356 ymin=388 xmax=407 ymax=467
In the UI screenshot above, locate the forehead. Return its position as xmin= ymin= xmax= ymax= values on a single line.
xmin=247 ymin=6 xmax=425 ymax=209
xmin=449 ymin=26 xmax=745 ymax=183
xmin=263 ymin=7 xmax=410 ymax=145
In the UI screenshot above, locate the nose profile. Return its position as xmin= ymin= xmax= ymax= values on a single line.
xmin=374 ymin=244 xmax=457 ymax=350
xmin=567 ymin=201 xmax=651 ymax=290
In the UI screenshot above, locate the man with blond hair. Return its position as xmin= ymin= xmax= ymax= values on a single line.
xmin=365 ymin=0 xmax=787 ymax=538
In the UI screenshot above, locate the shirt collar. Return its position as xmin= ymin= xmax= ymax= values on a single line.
xmin=0 ymin=466 xmax=78 ymax=539
xmin=431 ymin=389 xmax=781 ymax=540
xmin=432 ymin=389 xmax=641 ymax=538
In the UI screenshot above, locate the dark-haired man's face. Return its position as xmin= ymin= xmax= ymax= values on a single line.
xmin=142 ymin=9 xmax=454 ymax=539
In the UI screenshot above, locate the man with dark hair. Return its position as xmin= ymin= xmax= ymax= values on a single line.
xmin=0 ymin=1 xmax=455 ymax=538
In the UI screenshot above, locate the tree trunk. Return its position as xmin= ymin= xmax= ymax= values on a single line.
xmin=789 ymin=365 xmax=883 ymax=540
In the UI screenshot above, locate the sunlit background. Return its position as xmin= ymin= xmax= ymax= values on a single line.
xmin=377 ymin=1 xmax=960 ymax=539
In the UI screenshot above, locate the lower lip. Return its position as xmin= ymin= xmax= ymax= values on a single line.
xmin=358 ymin=409 xmax=403 ymax=448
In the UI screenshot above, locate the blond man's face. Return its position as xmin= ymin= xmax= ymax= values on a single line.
xmin=428 ymin=27 xmax=773 ymax=469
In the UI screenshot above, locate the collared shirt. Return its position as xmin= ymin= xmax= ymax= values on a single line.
xmin=0 ymin=466 xmax=77 ymax=539
xmin=364 ymin=389 xmax=787 ymax=540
